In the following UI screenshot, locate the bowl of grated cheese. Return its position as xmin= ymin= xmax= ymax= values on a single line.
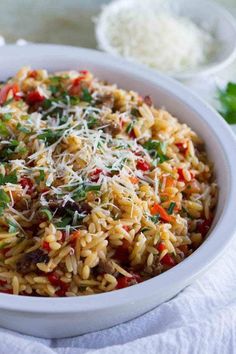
xmin=95 ymin=0 xmax=236 ymax=79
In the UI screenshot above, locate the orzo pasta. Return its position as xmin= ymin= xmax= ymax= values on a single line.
xmin=0 ymin=67 xmax=217 ymax=296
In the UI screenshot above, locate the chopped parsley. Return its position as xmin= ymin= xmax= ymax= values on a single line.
xmin=0 ymin=189 xmax=10 ymax=215
xmin=167 ymin=202 xmax=176 ymax=215
xmin=80 ymin=88 xmax=92 ymax=103
xmin=40 ymin=208 xmax=53 ymax=221
xmin=0 ymin=121 xmax=9 ymax=137
xmin=17 ymin=123 xmax=31 ymax=134
xmin=218 ymin=82 xmax=236 ymax=124
xmin=2 ymin=113 xmax=12 ymax=121
xmin=143 ymin=140 xmax=168 ymax=165
xmin=36 ymin=170 xmax=45 ymax=184
xmin=0 ymin=171 xmax=17 ymax=185
xmin=38 ymin=129 xmax=64 ymax=145
xmin=7 ymin=219 xmax=19 ymax=233
xmin=87 ymin=116 xmax=98 ymax=129
xmin=149 ymin=214 xmax=160 ymax=224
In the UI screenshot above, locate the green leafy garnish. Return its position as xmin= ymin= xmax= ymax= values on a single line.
xmin=7 ymin=219 xmax=19 ymax=233
xmin=143 ymin=140 xmax=168 ymax=165
xmin=87 ymin=116 xmax=98 ymax=129
xmin=36 ymin=170 xmax=45 ymax=184
xmin=72 ymin=183 xmax=101 ymax=201
xmin=2 ymin=113 xmax=12 ymax=121
xmin=126 ymin=122 xmax=134 ymax=134
xmin=38 ymin=129 xmax=63 ymax=145
xmin=0 ymin=140 xmax=19 ymax=160
xmin=150 ymin=214 xmax=160 ymax=224
xmin=0 ymin=189 xmax=10 ymax=215
xmin=56 ymin=216 xmax=72 ymax=228
xmin=167 ymin=202 xmax=176 ymax=215
xmin=40 ymin=208 xmax=53 ymax=221
xmin=16 ymin=123 xmax=31 ymax=134
xmin=0 ymin=171 xmax=17 ymax=185
xmin=218 ymin=82 xmax=236 ymax=124
xmin=80 ymin=88 xmax=92 ymax=103
xmin=0 ymin=121 xmax=9 ymax=137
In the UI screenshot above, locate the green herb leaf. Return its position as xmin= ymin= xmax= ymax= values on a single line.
xmin=150 ymin=214 xmax=160 ymax=224
xmin=0 ymin=189 xmax=10 ymax=215
xmin=167 ymin=202 xmax=176 ymax=215
xmin=2 ymin=113 xmax=12 ymax=121
xmin=40 ymin=208 xmax=53 ymax=221
xmin=56 ymin=216 xmax=72 ymax=228
xmin=0 ymin=171 xmax=17 ymax=185
xmin=16 ymin=123 xmax=31 ymax=134
xmin=87 ymin=116 xmax=98 ymax=129
xmin=7 ymin=219 xmax=18 ymax=233
xmin=218 ymin=82 xmax=236 ymax=124
xmin=0 ymin=121 xmax=9 ymax=137
xmin=126 ymin=122 xmax=134 ymax=134
xmin=143 ymin=140 xmax=168 ymax=165
xmin=38 ymin=129 xmax=63 ymax=145
xmin=80 ymin=88 xmax=92 ymax=103
xmin=36 ymin=170 xmax=45 ymax=184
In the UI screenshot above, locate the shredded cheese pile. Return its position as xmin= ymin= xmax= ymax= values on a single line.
xmin=97 ymin=1 xmax=215 ymax=73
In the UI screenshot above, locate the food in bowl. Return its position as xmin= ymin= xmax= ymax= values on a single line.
xmin=0 ymin=67 xmax=217 ymax=297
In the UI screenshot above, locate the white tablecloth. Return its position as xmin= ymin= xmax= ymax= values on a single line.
xmin=0 ymin=42 xmax=235 ymax=352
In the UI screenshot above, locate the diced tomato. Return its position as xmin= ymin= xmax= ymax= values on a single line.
xmin=55 ymin=283 xmax=69 ymax=297
xmin=48 ymin=273 xmax=60 ymax=286
xmin=42 ymin=241 xmax=51 ymax=252
xmin=48 ymin=272 xmax=69 ymax=296
xmin=20 ymin=177 xmax=34 ymax=194
xmin=122 ymin=225 xmax=130 ymax=232
xmin=69 ymin=74 xmax=87 ymax=96
xmin=129 ymin=129 xmax=136 ymax=139
xmin=157 ymin=242 xmax=166 ymax=252
xmin=116 ymin=273 xmax=141 ymax=289
xmin=26 ymin=90 xmax=45 ymax=105
xmin=0 ymin=83 xmax=20 ymax=105
xmin=28 ymin=70 xmax=38 ymax=79
xmin=89 ymin=168 xmax=103 ymax=182
xmin=177 ymin=168 xmax=194 ymax=182
xmin=161 ymin=253 xmax=176 ymax=267
xmin=114 ymin=245 xmax=129 ymax=264
xmin=176 ymin=142 xmax=188 ymax=154
xmin=79 ymin=70 xmax=89 ymax=75
xmin=150 ymin=203 xmax=172 ymax=223
xmin=136 ymin=159 xmax=150 ymax=171
xmin=197 ymin=218 xmax=212 ymax=237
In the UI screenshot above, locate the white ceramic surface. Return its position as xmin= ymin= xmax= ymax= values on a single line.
xmin=0 ymin=44 xmax=235 ymax=338
xmin=96 ymin=0 xmax=236 ymax=79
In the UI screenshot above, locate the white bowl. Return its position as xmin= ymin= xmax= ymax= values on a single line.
xmin=0 ymin=44 xmax=235 ymax=338
xmin=95 ymin=0 xmax=236 ymax=80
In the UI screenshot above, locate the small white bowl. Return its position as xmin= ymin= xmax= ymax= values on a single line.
xmin=0 ymin=44 xmax=235 ymax=338
xmin=95 ymin=0 xmax=236 ymax=80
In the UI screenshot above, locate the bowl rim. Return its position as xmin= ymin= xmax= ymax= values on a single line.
xmin=95 ymin=0 xmax=236 ymax=79
xmin=0 ymin=44 xmax=235 ymax=313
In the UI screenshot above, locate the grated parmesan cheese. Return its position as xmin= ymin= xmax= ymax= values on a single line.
xmin=97 ymin=0 xmax=215 ymax=73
